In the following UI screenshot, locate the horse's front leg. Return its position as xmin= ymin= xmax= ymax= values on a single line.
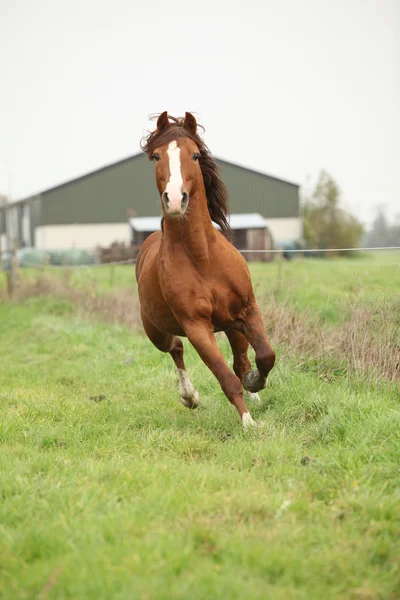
xmin=183 ymin=321 xmax=256 ymax=429
xmin=238 ymin=303 xmax=276 ymax=393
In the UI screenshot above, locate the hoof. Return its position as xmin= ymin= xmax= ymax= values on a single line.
xmin=243 ymin=369 xmax=267 ymax=393
xmin=180 ymin=390 xmax=200 ymax=409
xmin=178 ymin=369 xmax=200 ymax=409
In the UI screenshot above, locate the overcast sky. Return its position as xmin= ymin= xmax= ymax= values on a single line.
xmin=0 ymin=0 xmax=398 ymax=225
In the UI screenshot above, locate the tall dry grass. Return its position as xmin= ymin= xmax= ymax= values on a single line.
xmin=3 ymin=272 xmax=141 ymax=329
xmin=3 ymin=271 xmax=399 ymax=383
xmin=263 ymin=294 xmax=400 ymax=383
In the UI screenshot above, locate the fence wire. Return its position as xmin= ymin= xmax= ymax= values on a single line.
xmin=2 ymin=246 xmax=400 ymax=270
xmin=241 ymin=246 xmax=400 ymax=254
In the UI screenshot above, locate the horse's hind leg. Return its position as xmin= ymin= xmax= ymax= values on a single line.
xmin=225 ymin=330 xmax=261 ymax=403
xmin=171 ymin=338 xmax=200 ymax=409
xmin=238 ymin=303 xmax=276 ymax=393
xmin=140 ymin=312 xmax=199 ymax=408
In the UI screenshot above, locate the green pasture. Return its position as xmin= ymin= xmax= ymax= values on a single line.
xmin=0 ymin=253 xmax=399 ymax=599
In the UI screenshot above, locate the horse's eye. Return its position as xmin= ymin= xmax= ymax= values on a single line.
xmin=193 ymin=153 xmax=200 ymax=161
xmin=152 ymin=153 xmax=160 ymax=162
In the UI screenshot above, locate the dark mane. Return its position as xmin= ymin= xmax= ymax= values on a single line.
xmin=141 ymin=114 xmax=231 ymax=236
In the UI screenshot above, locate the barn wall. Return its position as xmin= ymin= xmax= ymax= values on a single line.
xmin=267 ymin=217 xmax=302 ymax=242
xmin=0 ymin=234 xmax=6 ymax=254
xmin=217 ymin=160 xmax=299 ymax=219
xmin=35 ymin=223 xmax=131 ymax=250
xmin=40 ymin=156 xmax=159 ymax=226
xmin=0 ymin=208 xmax=5 ymax=254
xmin=14 ymin=153 xmax=300 ymax=250
xmin=0 ymin=197 xmax=42 ymax=249
xmin=28 ymin=196 xmax=42 ymax=246
xmin=0 ymin=208 xmax=5 ymax=236
xmin=5 ymin=205 xmax=18 ymax=249
xmin=38 ymin=155 xmax=299 ymax=227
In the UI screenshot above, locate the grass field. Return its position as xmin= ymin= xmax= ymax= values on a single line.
xmin=1 ymin=254 xmax=399 ymax=599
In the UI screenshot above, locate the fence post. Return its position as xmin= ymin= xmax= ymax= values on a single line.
xmin=277 ymin=249 xmax=283 ymax=286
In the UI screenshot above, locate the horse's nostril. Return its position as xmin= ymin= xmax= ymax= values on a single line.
xmin=162 ymin=191 xmax=188 ymax=213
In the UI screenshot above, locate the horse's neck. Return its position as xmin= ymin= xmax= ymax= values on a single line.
xmin=161 ymin=191 xmax=215 ymax=262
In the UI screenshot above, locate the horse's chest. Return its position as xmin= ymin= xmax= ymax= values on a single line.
xmin=140 ymin=288 xmax=185 ymax=335
xmin=141 ymin=261 xmax=247 ymax=335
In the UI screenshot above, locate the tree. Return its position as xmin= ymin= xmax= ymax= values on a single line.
xmin=364 ymin=206 xmax=400 ymax=248
xmin=302 ymin=170 xmax=364 ymax=254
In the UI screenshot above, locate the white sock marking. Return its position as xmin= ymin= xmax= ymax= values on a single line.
xmin=178 ymin=368 xmax=200 ymax=408
xmin=247 ymin=392 xmax=261 ymax=403
xmin=242 ymin=412 xmax=257 ymax=429
xmin=166 ymin=141 xmax=183 ymax=212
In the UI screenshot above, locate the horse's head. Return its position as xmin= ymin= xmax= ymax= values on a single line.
xmin=143 ymin=112 xmax=203 ymax=217
xmin=141 ymin=112 xmax=231 ymax=234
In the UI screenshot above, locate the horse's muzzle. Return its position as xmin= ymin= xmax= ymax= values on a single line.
xmin=162 ymin=191 xmax=189 ymax=215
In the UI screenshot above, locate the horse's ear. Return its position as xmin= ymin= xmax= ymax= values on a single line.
xmin=183 ymin=112 xmax=197 ymax=134
xmin=157 ymin=111 xmax=170 ymax=132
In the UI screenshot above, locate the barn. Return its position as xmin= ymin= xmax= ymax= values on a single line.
xmin=0 ymin=154 xmax=300 ymax=255
xmin=130 ymin=213 xmax=275 ymax=261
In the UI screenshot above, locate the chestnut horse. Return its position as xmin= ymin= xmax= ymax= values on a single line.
xmin=136 ymin=112 xmax=275 ymax=428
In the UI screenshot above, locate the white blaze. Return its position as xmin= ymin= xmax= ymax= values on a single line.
xmin=165 ymin=141 xmax=183 ymax=212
